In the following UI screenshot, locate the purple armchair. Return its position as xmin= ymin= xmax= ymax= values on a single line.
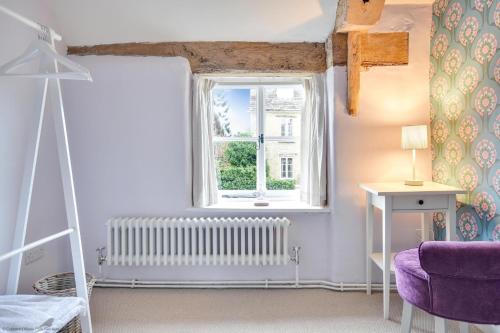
xmin=395 ymin=241 xmax=500 ymax=333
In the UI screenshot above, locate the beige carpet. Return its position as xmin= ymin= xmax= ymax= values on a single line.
xmin=90 ymin=288 xmax=480 ymax=333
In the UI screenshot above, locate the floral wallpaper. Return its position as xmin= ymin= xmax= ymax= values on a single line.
xmin=430 ymin=0 xmax=499 ymax=241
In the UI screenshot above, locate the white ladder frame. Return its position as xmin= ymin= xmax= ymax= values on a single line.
xmin=0 ymin=5 xmax=92 ymax=333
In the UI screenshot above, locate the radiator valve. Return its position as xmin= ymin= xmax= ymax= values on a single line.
xmin=290 ymin=246 xmax=301 ymax=265
xmin=96 ymin=247 xmax=107 ymax=266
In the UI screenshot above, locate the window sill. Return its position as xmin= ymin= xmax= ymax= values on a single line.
xmin=188 ymin=201 xmax=331 ymax=213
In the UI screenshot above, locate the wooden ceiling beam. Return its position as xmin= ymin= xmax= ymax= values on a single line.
xmin=67 ymin=0 xmax=407 ymax=117
xmin=327 ymin=31 xmax=409 ymax=116
xmin=332 ymin=0 xmax=415 ymax=116
xmin=68 ymin=42 xmax=327 ymax=74
xmin=327 ymin=32 xmax=409 ymax=67
xmin=360 ymin=32 xmax=409 ymax=66
xmin=335 ymin=0 xmax=386 ymax=32
xmin=326 ymin=33 xmax=348 ymax=67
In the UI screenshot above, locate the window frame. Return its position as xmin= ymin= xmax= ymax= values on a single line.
xmin=211 ymin=79 xmax=304 ymax=201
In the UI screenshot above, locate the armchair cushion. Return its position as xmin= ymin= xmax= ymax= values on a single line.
xmin=394 ymin=248 xmax=431 ymax=312
xmin=419 ymin=241 xmax=500 ymax=280
xmin=396 ymin=241 xmax=500 ymax=325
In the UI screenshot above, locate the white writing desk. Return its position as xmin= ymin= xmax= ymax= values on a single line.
xmin=359 ymin=181 xmax=465 ymax=319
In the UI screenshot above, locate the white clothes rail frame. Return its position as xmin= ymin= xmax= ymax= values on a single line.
xmin=0 ymin=5 xmax=92 ymax=333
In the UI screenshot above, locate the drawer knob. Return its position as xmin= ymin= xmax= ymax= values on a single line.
xmin=418 ymin=199 xmax=424 ymax=205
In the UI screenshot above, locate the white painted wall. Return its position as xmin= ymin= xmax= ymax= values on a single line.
xmin=0 ymin=3 xmax=432 ymax=288
xmin=63 ymin=4 xmax=431 ymax=283
xmin=329 ymin=4 xmax=432 ymax=282
xmin=0 ymin=0 xmax=71 ymax=293
xmin=61 ymin=55 xmax=332 ymax=281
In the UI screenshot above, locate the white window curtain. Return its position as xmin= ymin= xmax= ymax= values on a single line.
xmin=192 ymin=75 xmax=218 ymax=207
xmin=300 ymin=74 xmax=328 ymax=206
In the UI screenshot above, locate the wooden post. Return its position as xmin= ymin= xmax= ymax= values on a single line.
xmin=347 ymin=31 xmax=364 ymax=116
xmin=326 ymin=32 xmax=409 ymax=116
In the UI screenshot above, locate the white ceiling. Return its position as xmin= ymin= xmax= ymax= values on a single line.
xmin=46 ymin=0 xmax=433 ymax=45
xmin=47 ymin=0 xmax=335 ymax=45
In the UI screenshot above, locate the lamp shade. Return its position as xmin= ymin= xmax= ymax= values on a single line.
xmin=401 ymin=125 xmax=428 ymax=150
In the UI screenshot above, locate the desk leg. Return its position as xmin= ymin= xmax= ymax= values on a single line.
xmin=421 ymin=212 xmax=431 ymax=242
xmin=446 ymin=196 xmax=456 ymax=241
xmin=366 ymin=192 xmax=374 ymax=295
xmin=383 ymin=196 xmax=392 ymax=320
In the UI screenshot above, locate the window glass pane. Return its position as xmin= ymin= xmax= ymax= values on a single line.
xmin=214 ymin=141 xmax=257 ymax=191
xmin=212 ymin=88 xmax=257 ymax=138
xmin=264 ymin=86 xmax=302 ymax=193
xmin=211 ymin=83 xmax=304 ymax=201
xmin=266 ymin=151 xmax=299 ymax=190
xmin=264 ymin=86 xmax=304 ymax=138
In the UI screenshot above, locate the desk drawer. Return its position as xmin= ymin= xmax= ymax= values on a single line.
xmin=393 ymin=195 xmax=449 ymax=210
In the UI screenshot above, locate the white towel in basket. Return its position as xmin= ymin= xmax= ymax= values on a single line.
xmin=0 ymin=294 xmax=85 ymax=333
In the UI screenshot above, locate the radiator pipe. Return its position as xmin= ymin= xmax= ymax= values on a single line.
xmin=94 ymin=278 xmax=397 ymax=292
xmin=290 ymin=246 xmax=301 ymax=287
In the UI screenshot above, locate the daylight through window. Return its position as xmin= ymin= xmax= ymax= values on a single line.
xmin=212 ymin=82 xmax=304 ymax=200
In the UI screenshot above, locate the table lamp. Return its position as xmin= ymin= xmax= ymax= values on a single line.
xmin=401 ymin=125 xmax=428 ymax=186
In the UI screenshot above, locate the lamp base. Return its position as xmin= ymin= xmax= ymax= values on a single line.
xmin=405 ymin=179 xmax=424 ymax=186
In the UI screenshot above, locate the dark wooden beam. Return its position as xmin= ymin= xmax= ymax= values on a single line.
xmin=68 ymin=42 xmax=327 ymax=74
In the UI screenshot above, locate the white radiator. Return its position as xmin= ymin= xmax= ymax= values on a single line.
xmin=106 ymin=217 xmax=290 ymax=266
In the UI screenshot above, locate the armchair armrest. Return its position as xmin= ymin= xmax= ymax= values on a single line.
xmin=419 ymin=241 xmax=500 ymax=280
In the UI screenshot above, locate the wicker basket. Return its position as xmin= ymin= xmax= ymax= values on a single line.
xmin=33 ymin=272 xmax=95 ymax=333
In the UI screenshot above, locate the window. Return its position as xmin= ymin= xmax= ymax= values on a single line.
xmin=212 ymin=82 xmax=304 ymax=201
xmin=281 ymin=157 xmax=293 ymax=179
